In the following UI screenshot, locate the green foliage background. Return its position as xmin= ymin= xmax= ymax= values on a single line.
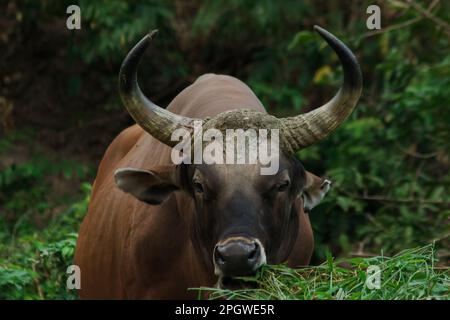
xmin=0 ymin=0 xmax=449 ymax=299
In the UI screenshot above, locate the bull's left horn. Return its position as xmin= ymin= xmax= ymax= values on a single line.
xmin=280 ymin=26 xmax=363 ymax=153
xmin=119 ymin=30 xmax=197 ymax=147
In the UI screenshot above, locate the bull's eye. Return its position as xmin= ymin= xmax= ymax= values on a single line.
xmin=193 ymin=182 xmax=204 ymax=194
xmin=277 ymin=180 xmax=290 ymax=192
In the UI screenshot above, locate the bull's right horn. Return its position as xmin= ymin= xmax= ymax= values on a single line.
xmin=119 ymin=30 xmax=198 ymax=147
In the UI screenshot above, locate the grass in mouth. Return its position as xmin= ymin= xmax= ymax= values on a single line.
xmin=193 ymin=244 xmax=449 ymax=300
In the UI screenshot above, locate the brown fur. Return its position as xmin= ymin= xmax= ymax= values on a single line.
xmin=75 ymin=74 xmax=317 ymax=299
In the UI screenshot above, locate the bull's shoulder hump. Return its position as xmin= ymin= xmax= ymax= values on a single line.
xmin=195 ymin=73 xmax=241 ymax=83
xmin=169 ymin=74 xmax=266 ymax=117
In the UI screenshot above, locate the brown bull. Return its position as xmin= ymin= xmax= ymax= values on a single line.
xmin=74 ymin=26 xmax=362 ymax=299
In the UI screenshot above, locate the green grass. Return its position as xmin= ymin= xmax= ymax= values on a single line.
xmin=0 ymin=183 xmax=91 ymax=300
xmin=199 ymin=244 xmax=449 ymax=300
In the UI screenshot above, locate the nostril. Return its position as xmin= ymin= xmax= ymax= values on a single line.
xmin=215 ymin=247 xmax=226 ymax=264
xmin=248 ymin=249 xmax=256 ymax=260
xmin=247 ymin=242 xmax=259 ymax=261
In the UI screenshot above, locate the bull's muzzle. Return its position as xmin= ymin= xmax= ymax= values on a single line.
xmin=213 ymin=237 xmax=265 ymax=277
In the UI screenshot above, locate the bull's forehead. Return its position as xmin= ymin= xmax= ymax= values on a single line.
xmin=197 ymin=163 xmax=263 ymax=180
xmin=186 ymin=109 xmax=284 ymax=160
xmin=193 ymin=160 xmax=290 ymax=191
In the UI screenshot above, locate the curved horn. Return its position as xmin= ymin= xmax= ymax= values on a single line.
xmin=119 ymin=30 xmax=197 ymax=147
xmin=281 ymin=25 xmax=363 ymax=152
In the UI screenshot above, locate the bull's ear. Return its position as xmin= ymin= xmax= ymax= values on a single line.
xmin=114 ymin=165 xmax=179 ymax=205
xmin=302 ymin=172 xmax=331 ymax=211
